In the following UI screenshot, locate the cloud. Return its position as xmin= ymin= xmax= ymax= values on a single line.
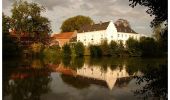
xmin=2 ymin=0 xmax=154 ymax=35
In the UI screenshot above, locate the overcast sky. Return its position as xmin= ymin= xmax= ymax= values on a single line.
xmin=3 ymin=0 xmax=154 ymax=36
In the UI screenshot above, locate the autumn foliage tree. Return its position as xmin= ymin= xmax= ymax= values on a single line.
xmin=11 ymin=0 xmax=51 ymax=43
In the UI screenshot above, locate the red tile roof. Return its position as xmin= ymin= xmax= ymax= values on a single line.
xmin=52 ymin=32 xmax=75 ymax=39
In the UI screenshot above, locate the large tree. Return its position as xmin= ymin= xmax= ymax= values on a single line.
xmin=129 ymin=0 xmax=167 ymax=28
xmin=60 ymin=15 xmax=94 ymax=32
xmin=129 ymin=0 xmax=168 ymax=52
xmin=11 ymin=0 xmax=51 ymax=43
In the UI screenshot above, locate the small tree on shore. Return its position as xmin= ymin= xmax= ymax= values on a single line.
xmin=109 ymin=40 xmax=118 ymax=56
xmin=74 ymin=42 xmax=85 ymax=57
xmin=62 ymin=43 xmax=71 ymax=57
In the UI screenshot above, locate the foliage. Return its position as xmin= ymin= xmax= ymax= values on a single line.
xmin=60 ymin=15 xmax=94 ymax=32
xmin=134 ymin=64 xmax=167 ymax=99
xmin=74 ymin=42 xmax=85 ymax=57
xmin=129 ymin=0 xmax=168 ymax=55
xmin=3 ymin=13 xmax=22 ymax=58
xmin=89 ymin=45 xmax=102 ymax=57
xmin=30 ymin=42 xmax=43 ymax=54
xmin=62 ymin=43 xmax=72 ymax=57
xmin=126 ymin=37 xmax=141 ymax=57
xmin=109 ymin=40 xmax=118 ymax=56
xmin=129 ymin=0 xmax=167 ymax=27
xmin=100 ymin=40 xmax=110 ymax=56
xmin=139 ymin=37 xmax=159 ymax=57
xmin=117 ymin=41 xmax=127 ymax=57
xmin=11 ymin=0 xmax=51 ymax=43
xmin=42 ymin=45 xmax=61 ymax=62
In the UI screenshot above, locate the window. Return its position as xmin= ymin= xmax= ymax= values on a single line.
xmin=122 ymin=34 xmax=123 ymax=37
xmin=125 ymin=34 xmax=127 ymax=37
xmin=118 ymin=34 xmax=120 ymax=37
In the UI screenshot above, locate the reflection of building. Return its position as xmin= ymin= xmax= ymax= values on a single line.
xmin=77 ymin=64 xmax=129 ymax=90
xmin=49 ymin=63 xmax=131 ymax=90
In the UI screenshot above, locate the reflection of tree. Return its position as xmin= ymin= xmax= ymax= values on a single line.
xmin=62 ymin=56 xmax=71 ymax=67
xmin=3 ymin=59 xmax=52 ymax=100
xmin=134 ymin=64 xmax=167 ymax=99
xmin=71 ymin=57 xmax=85 ymax=69
xmin=7 ymin=68 xmax=51 ymax=100
xmin=60 ymin=74 xmax=90 ymax=89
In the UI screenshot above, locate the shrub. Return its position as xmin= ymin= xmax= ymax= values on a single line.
xmin=109 ymin=40 xmax=118 ymax=56
xmin=89 ymin=45 xmax=102 ymax=57
xmin=62 ymin=43 xmax=71 ymax=57
xmin=100 ymin=40 xmax=110 ymax=56
xmin=126 ymin=38 xmax=141 ymax=57
xmin=74 ymin=42 xmax=85 ymax=57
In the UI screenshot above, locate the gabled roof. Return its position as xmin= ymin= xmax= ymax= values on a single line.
xmin=78 ymin=19 xmax=138 ymax=34
xmin=78 ymin=22 xmax=110 ymax=33
xmin=52 ymin=32 xmax=75 ymax=39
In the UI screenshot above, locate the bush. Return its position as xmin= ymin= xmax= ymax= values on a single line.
xmin=100 ymin=40 xmax=110 ymax=56
xmin=89 ymin=45 xmax=102 ymax=57
xmin=126 ymin=38 xmax=141 ymax=57
xmin=139 ymin=37 xmax=159 ymax=57
xmin=109 ymin=40 xmax=118 ymax=56
xmin=62 ymin=43 xmax=71 ymax=57
xmin=74 ymin=42 xmax=85 ymax=57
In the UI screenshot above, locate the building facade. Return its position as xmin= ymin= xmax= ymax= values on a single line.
xmin=77 ymin=19 xmax=142 ymax=46
xmin=50 ymin=32 xmax=76 ymax=47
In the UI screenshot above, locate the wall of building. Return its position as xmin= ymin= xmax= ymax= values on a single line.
xmin=77 ymin=21 xmax=142 ymax=46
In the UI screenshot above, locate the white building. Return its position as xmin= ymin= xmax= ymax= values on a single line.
xmin=77 ymin=19 xmax=142 ymax=46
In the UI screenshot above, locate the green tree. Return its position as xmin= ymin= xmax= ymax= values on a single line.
xmin=126 ymin=37 xmax=141 ymax=56
xmin=60 ymin=15 xmax=94 ymax=32
xmin=129 ymin=0 xmax=167 ymax=27
xmin=117 ymin=41 xmax=126 ymax=57
xmin=109 ymin=40 xmax=118 ymax=56
xmin=11 ymin=0 xmax=51 ymax=43
xmin=100 ymin=40 xmax=110 ymax=56
xmin=129 ymin=0 xmax=167 ymax=54
xmin=139 ymin=37 xmax=159 ymax=57
xmin=62 ymin=43 xmax=71 ymax=57
xmin=89 ymin=45 xmax=102 ymax=57
xmin=74 ymin=42 xmax=85 ymax=57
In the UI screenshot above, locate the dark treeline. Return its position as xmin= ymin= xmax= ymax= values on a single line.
xmin=57 ymin=37 xmax=166 ymax=58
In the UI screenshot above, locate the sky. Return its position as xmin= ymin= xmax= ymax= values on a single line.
xmin=2 ymin=0 xmax=154 ymax=36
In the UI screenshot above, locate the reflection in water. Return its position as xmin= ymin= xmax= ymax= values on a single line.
xmin=134 ymin=64 xmax=167 ymax=99
xmin=3 ymin=57 xmax=167 ymax=100
xmin=3 ymin=58 xmax=52 ymax=100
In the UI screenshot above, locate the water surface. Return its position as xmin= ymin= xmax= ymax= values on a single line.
xmin=3 ymin=57 xmax=167 ymax=100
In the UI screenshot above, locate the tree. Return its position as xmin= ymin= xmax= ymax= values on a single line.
xmin=89 ymin=45 xmax=102 ymax=57
xmin=126 ymin=37 xmax=141 ymax=56
xmin=62 ymin=43 xmax=71 ymax=57
xmin=109 ymin=40 xmax=118 ymax=56
xmin=11 ymin=0 xmax=51 ymax=43
xmin=60 ymin=15 xmax=94 ymax=32
xmin=3 ymin=13 xmax=22 ymax=58
xmin=100 ymin=40 xmax=110 ymax=56
xmin=74 ymin=42 xmax=85 ymax=57
xmin=129 ymin=0 xmax=167 ymax=27
xmin=139 ymin=37 xmax=159 ymax=57
xmin=129 ymin=0 xmax=168 ymax=54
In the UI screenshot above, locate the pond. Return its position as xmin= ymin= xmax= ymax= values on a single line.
xmin=3 ymin=57 xmax=167 ymax=100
